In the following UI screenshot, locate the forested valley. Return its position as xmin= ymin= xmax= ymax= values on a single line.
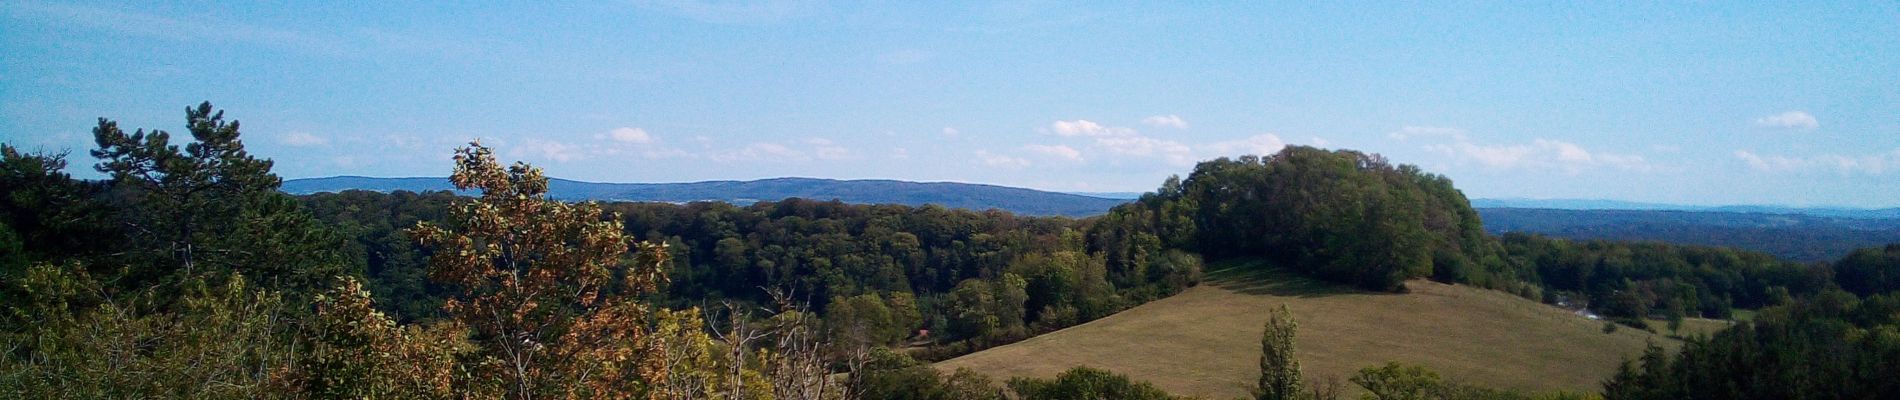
xmin=4 ymin=105 xmax=1898 ymax=399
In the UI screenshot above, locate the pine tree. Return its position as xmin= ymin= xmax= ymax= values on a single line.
xmin=1256 ymin=305 xmax=1303 ymax=400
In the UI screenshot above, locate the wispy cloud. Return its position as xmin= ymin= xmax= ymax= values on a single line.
xmin=1043 ymin=119 xmax=1287 ymax=166
xmin=1405 ymin=126 xmax=1651 ymax=174
xmin=974 ymin=150 xmax=1030 ymax=168
xmin=1023 ymin=144 xmax=1084 ymax=162
xmin=806 ymin=138 xmax=850 ymax=160
xmin=511 ymin=138 xmax=583 ymax=162
xmin=608 ymin=127 xmax=654 ymax=144
xmin=1200 ymin=134 xmax=1287 ymax=160
xmin=5 ymin=1 xmax=326 ymax=50
xmin=1050 ymin=119 xmax=1135 ymax=137
xmin=713 ymin=142 xmax=806 ymax=162
xmin=1754 ymin=111 xmax=1819 ymax=130
xmin=1140 ymin=115 xmax=1189 ymax=129
xmin=1735 ymin=148 xmax=1900 ymax=175
xmin=696 ymin=138 xmax=853 ymax=162
xmin=282 ymin=132 xmax=329 ymax=147
xmin=4 ymin=1 xmax=480 ymax=59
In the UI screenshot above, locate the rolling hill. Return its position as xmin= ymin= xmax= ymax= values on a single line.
xmin=934 ymin=260 xmax=1682 ymax=399
xmin=282 ymin=176 xmax=1129 ymax=217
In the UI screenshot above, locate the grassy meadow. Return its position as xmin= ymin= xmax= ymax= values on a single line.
xmin=935 ymin=259 xmax=1680 ymax=398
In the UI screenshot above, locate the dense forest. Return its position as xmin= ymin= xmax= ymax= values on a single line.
xmin=298 ymin=188 xmax=1201 ymax=358
xmin=5 ymin=104 xmax=1899 ymax=398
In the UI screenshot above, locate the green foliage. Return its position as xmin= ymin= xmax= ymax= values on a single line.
xmin=1501 ymin=233 xmax=1831 ymax=320
xmin=1352 ymin=363 xmax=1444 ymax=400
xmin=410 ymin=143 xmax=673 ymax=399
xmin=297 ymin=189 xmax=458 ymax=322
xmin=827 ymin=292 xmax=911 ymax=347
xmin=853 ymin=348 xmax=1007 ymax=400
xmin=1007 ymin=366 xmax=1185 ymax=400
xmin=286 ymin=277 xmax=475 ymax=399
xmin=87 ymin=103 xmax=351 ymax=296
xmin=1114 ymin=147 xmax=1493 ymax=292
xmin=1600 ymin=290 xmax=1900 ymax=400
xmin=1257 ymin=305 xmax=1303 ymax=400
xmin=0 ymin=145 xmax=117 ymax=270
xmin=307 ymin=184 xmax=1195 ymax=357
xmin=1352 ymin=362 xmax=1591 ymax=400
xmin=0 ymin=265 xmax=294 ymax=399
xmin=1833 ymin=243 xmax=1900 ymax=297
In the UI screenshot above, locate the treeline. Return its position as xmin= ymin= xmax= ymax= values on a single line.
xmin=1497 ymin=233 xmax=1831 ymax=325
xmin=300 ymin=188 xmax=1201 ymax=358
xmin=1601 ymin=252 xmax=1900 ymax=399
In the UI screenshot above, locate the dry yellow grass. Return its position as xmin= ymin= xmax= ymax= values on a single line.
xmin=936 ymin=260 xmax=1679 ymax=399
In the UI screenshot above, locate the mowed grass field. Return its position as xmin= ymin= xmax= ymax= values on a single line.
xmin=936 ymin=259 xmax=1679 ymax=399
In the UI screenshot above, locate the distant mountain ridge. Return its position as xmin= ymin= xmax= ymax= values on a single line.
xmin=1471 ymin=198 xmax=1900 ymax=220
xmin=282 ymin=176 xmax=1131 ymax=217
xmin=1474 ymin=208 xmax=1900 ymax=262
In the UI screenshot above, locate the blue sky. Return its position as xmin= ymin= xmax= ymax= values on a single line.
xmin=2 ymin=1 xmax=1896 ymax=207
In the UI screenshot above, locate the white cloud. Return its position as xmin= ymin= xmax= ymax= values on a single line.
xmin=1200 ymin=134 xmax=1287 ymax=159
xmin=282 ymin=131 xmax=328 ymax=147
xmin=814 ymin=145 xmax=849 ymax=160
xmin=974 ymin=150 xmax=1030 ymax=168
xmin=1388 ymin=126 xmax=1468 ymax=141
xmin=1428 ymin=142 xmax=1535 ymax=169
xmin=513 ymin=138 xmax=582 ymax=162
xmin=609 ymin=127 xmax=654 ymax=143
xmin=1418 ymin=133 xmax=1650 ymax=174
xmin=1735 ymin=148 xmax=1900 ymax=175
xmin=942 ymin=127 xmax=960 ymax=138
xmin=1310 ymin=137 xmax=1330 ymax=147
xmin=1097 ymin=135 xmax=1194 ymax=162
xmin=1755 ymin=111 xmax=1819 ymax=130
xmin=1050 ymin=119 xmax=1135 ymax=137
xmin=889 ymin=147 xmax=910 ymax=159
xmin=1023 ymin=144 xmax=1084 ymax=162
xmin=798 ymin=138 xmax=850 ymax=160
xmin=727 ymin=142 xmax=804 ymax=161
xmin=1140 ymin=115 xmax=1189 ymax=129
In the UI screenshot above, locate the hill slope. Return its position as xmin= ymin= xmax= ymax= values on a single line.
xmin=282 ymin=176 xmax=1130 ymax=217
xmin=935 ymin=260 xmax=1681 ymax=398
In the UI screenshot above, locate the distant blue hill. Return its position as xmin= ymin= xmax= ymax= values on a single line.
xmin=1470 ymin=198 xmax=1900 ymax=220
xmin=1474 ymin=207 xmax=1900 ymax=262
xmin=1064 ymin=191 xmax=1145 ymax=200
xmin=282 ymin=176 xmax=1132 ymax=217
